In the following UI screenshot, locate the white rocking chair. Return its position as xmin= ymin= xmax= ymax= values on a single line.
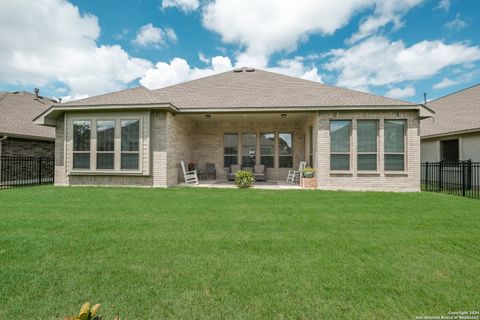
xmin=287 ymin=161 xmax=307 ymax=184
xmin=181 ymin=161 xmax=199 ymax=184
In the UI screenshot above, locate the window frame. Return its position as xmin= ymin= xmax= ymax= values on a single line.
xmin=72 ymin=119 xmax=91 ymax=171
xmin=120 ymin=119 xmax=141 ymax=171
xmin=356 ymin=120 xmax=378 ymax=172
xmin=384 ymin=119 xmax=407 ymax=172
xmin=309 ymin=126 xmax=314 ymax=167
xmin=96 ymin=119 xmax=116 ymax=170
xmin=329 ymin=120 xmax=352 ymax=172
xmin=278 ymin=132 xmax=294 ymax=169
xmin=223 ymin=133 xmax=239 ymax=168
xmin=241 ymin=132 xmax=257 ymax=167
xmin=259 ymin=132 xmax=275 ymax=168
xmin=440 ymin=139 xmax=459 ymax=162
xmin=68 ymin=112 xmax=147 ymax=175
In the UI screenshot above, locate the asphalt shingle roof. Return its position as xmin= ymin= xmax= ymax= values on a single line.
xmin=421 ymin=84 xmax=480 ymax=137
xmin=0 ymin=91 xmax=55 ymax=139
xmin=62 ymin=68 xmax=413 ymax=109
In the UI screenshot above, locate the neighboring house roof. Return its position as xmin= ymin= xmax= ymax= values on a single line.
xmin=61 ymin=68 xmax=414 ymax=109
xmin=0 ymin=91 xmax=55 ymax=140
xmin=421 ymin=84 xmax=480 ymax=138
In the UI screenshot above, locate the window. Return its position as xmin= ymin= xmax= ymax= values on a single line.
xmin=224 ymin=133 xmax=238 ymax=167
xmin=357 ymin=120 xmax=378 ymax=171
xmin=96 ymin=120 xmax=115 ymax=169
xmin=309 ymin=126 xmax=314 ymax=167
xmin=441 ymin=139 xmax=459 ymax=162
xmin=70 ymin=114 xmax=147 ymax=174
xmin=260 ymin=133 xmax=275 ymax=168
xmin=73 ymin=120 xmax=91 ymax=169
xmin=330 ymin=120 xmax=351 ymax=171
xmin=241 ymin=133 xmax=256 ymax=167
xmin=384 ymin=120 xmax=405 ymax=171
xmin=121 ymin=120 xmax=140 ymax=170
xmin=278 ymin=133 xmax=293 ymax=168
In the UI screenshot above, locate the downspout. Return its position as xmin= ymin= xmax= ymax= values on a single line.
xmin=0 ymin=135 xmax=7 ymax=184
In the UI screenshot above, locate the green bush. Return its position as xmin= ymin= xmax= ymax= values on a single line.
xmin=302 ymin=167 xmax=315 ymax=178
xmin=235 ymin=170 xmax=255 ymax=189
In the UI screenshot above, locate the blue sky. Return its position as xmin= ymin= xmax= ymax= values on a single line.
xmin=0 ymin=0 xmax=479 ymax=102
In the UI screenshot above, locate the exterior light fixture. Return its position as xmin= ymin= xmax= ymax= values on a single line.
xmin=281 ymin=113 xmax=287 ymax=118
xmin=205 ymin=114 xmax=211 ymax=119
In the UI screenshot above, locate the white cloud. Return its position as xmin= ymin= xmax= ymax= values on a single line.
xmin=140 ymin=55 xmax=322 ymax=89
xmin=444 ymin=14 xmax=467 ymax=31
xmin=435 ymin=0 xmax=451 ymax=12
xmin=202 ymin=0 xmax=378 ymax=68
xmin=133 ymin=23 xmax=177 ymax=48
xmin=433 ymin=78 xmax=459 ymax=89
xmin=162 ymin=0 xmax=199 ymax=12
xmin=348 ymin=0 xmax=424 ymax=44
xmin=0 ymin=0 xmax=152 ymax=98
xmin=385 ymin=85 xmax=415 ymax=99
xmin=140 ymin=56 xmax=233 ymax=89
xmin=198 ymin=52 xmax=210 ymax=64
xmin=324 ymin=36 xmax=480 ymax=91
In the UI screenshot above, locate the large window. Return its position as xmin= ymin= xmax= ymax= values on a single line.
xmin=260 ymin=133 xmax=275 ymax=168
xmin=96 ymin=120 xmax=115 ymax=169
xmin=121 ymin=120 xmax=140 ymax=170
xmin=384 ymin=120 xmax=405 ymax=171
xmin=278 ymin=133 xmax=293 ymax=168
xmin=242 ymin=133 xmax=256 ymax=167
xmin=70 ymin=115 xmax=145 ymax=173
xmin=357 ymin=120 xmax=378 ymax=171
xmin=441 ymin=139 xmax=459 ymax=162
xmin=224 ymin=133 xmax=238 ymax=167
xmin=330 ymin=120 xmax=351 ymax=171
xmin=73 ymin=120 xmax=91 ymax=169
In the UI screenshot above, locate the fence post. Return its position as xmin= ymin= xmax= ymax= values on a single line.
xmin=462 ymin=160 xmax=466 ymax=197
xmin=425 ymin=162 xmax=429 ymax=191
xmin=38 ymin=157 xmax=42 ymax=185
xmin=438 ymin=161 xmax=443 ymax=191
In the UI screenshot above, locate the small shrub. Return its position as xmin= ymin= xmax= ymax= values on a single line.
xmin=235 ymin=170 xmax=255 ymax=188
xmin=302 ymin=167 xmax=315 ymax=178
xmin=65 ymin=302 xmax=120 ymax=320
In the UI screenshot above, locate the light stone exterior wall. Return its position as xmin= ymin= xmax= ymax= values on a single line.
xmin=315 ymin=110 xmax=420 ymax=192
xmin=54 ymin=115 xmax=69 ymax=186
xmin=165 ymin=113 xmax=194 ymax=186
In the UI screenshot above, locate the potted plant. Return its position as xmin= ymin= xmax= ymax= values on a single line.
xmin=234 ymin=170 xmax=255 ymax=189
xmin=302 ymin=167 xmax=315 ymax=178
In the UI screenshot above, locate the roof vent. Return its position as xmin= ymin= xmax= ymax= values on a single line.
xmin=233 ymin=68 xmax=242 ymax=73
xmin=34 ymin=88 xmax=40 ymax=99
xmin=245 ymin=67 xmax=255 ymax=72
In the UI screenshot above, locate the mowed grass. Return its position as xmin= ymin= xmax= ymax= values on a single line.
xmin=0 ymin=187 xmax=479 ymax=319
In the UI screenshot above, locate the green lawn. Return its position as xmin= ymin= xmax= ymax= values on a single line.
xmin=0 ymin=187 xmax=479 ymax=319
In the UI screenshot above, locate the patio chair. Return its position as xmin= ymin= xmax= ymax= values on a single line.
xmin=205 ymin=163 xmax=216 ymax=180
xmin=227 ymin=164 xmax=241 ymax=181
xmin=254 ymin=164 xmax=266 ymax=181
xmin=287 ymin=161 xmax=307 ymax=184
xmin=181 ymin=161 xmax=199 ymax=184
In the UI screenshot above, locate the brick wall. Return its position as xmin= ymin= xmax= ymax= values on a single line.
xmin=1 ymin=137 xmax=54 ymax=157
xmin=315 ymin=110 xmax=420 ymax=192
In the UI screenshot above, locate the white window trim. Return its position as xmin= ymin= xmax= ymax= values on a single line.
xmin=67 ymin=112 xmax=149 ymax=175
xmin=329 ymin=120 xmax=352 ymax=172
xmin=384 ymin=119 xmax=407 ymax=172
xmin=356 ymin=119 xmax=379 ymax=172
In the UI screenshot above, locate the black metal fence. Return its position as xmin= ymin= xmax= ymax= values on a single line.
xmin=421 ymin=160 xmax=480 ymax=199
xmin=0 ymin=157 xmax=54 ymax=189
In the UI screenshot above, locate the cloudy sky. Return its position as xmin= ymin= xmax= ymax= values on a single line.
xmin=0 ymin=0 xmax=479 ymax=102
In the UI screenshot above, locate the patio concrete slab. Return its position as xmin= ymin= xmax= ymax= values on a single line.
xmin=179 ymin=180 xmax=303 ymax=189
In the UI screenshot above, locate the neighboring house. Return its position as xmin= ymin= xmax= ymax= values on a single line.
xmin=35 ymin=68 xmax=432 ymax=191
xmin=0 ymin=90 xmax=55 ymax=157
xmin=421 ymin=84 xmax=480 ymax=162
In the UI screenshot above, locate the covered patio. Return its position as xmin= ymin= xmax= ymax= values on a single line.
xmin=179 ymin=179 xmax=303 ymax=189
xmin=173 ymin=111 xmax=316 ymax=185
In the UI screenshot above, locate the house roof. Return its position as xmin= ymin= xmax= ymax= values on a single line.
xmin=421 ymin=83 xmax=480 ymax=138
xmin=0 ymin=91 xmax=55 ymax=140
xmin=62 ymin=68 xmax=414 ymax=109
